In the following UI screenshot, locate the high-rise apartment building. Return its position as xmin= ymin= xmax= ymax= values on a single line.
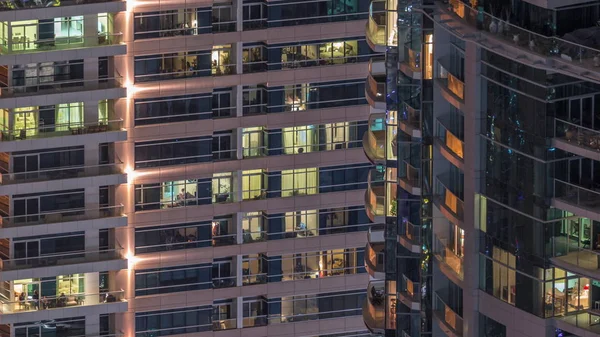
xmin=0 ymin=1 xmax=382 ymax=337
xmin=362 ymin=0 xmax=600 ymax=336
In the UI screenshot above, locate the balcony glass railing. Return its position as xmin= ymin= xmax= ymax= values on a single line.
xmin=434 ymin=235 xmax=464 ymax=280
xmin=441 ymin=0 xmax=600 ymax=77
xmin=404 ymin=44 xmax=420 ymax=70
xmin=399 ymin=100 xmax=421 ymax=130
xmin=2 ymin=33 xmax=123 ymax=54
xmin=436 ymin=118 xmax=464 ymax=159
xmin=403 ymin=219 xmax=420 ymax=243
xmin=366 ymin=73 xmax=386 ymax=104
xmin=434 ymin=292 xmax=463 ymax=335
xmin=399 ymin=274 xmax=419 ymax=302
xmin=0 ymin=163 xmax=123 ymax=185
xmin=366 ymin=4 xmax=397 ymax=47
xmin=0 ymin=76 xmax=124 ymax=97
xmin=399 ymin=160 xmax=420 ymax=188
xmin=435 ymin=177 xmax=464 ymax=221
xmin=364 ymin=129 xmax=386 ymax=161
xmin=1 ymin=119 xmax=124 ymax=142
xmin=365 ymin=242 xmax=384 ymax=276
xmin=437 ymin=63 xmax=464 ymax=100
xmin=0 ymin=0 xmax=122 ymax=11
xmin=0 ymin=204 xmax=124 ymax=228
xmin=0 ymin=290 xmax=125 ymax=314
xmin=554 ymin=179 xmax=600 ymax=215
xmin=0 ymin=248 xmax=124 ymax=271
xmin=365 ymin=170 xmax=386 ymax=220
xmin=555 ymin=118 xmax=600 ymax=152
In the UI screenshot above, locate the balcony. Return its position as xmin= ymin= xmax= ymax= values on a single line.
xmin=398 ymin=274 xmax=420 ymax=310
xmin=0 ymin=76 xmax=125 ymax=100
xmin=363 ymin=281 xmax=396 ymax=333
xmin=365 ymin=1 xmax=398 ymax=52
xmin=433 ymin=292 xmax=463 ymax=337
xmin=365 ymin=241 xmax=384 ymax=279
xmin=363 ymin=115 xmax=386 ymax=164
xmin=398 ymin=100 xmax=421 ymax=138
xmin=435 ymin=0 xmax=600 ymax=84
xmin=399 ymin=159 xmax=420 ymax=195
xmin=434 ymin=235 xmax=464 ymax=283
xmin=0 ymin=33 xmax=124 ymax=57
xmin=436 ymin=63 xmax=465 ymax=110
xmin=400 ymin=44 xmax=421 ymax=79
xmin=1 ymin=119 xmax=125 ymax=149
xmin=434 ymin=176 xmax=464 ymax=226
xmin=365 ymin=169 xmax=393 ymax=223
xmin=398 ymin=219 xmax=421 ymax=253
xmin=0 ymin=0 xmax=123 ymax=11
xmin=0 ymin=163 xmax=126 ymax=195
xmin=0 ymin=205 xmax=126 ymax=238
xmin=435 ymin=118 xmax=464 ymax=169
xmin=553 ymin=118 xmax=600 ymax=162
xmin=553 ymin=179 xmax=600 ymax=222
xmin=0 ymin=290 xmax=126 ymax=316
xmin=0 ymin=247 xmax=127 ymax=281
xmin=365 ymin=72 xmax=386 ymax=110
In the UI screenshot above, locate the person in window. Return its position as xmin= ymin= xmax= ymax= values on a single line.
xmin=32 ymin=290 xmax=39 ymax=310
xmin=18 ymin=292 xmax=25 ymax=310
xmin=58 ymin=293 xmax=67 ymax=307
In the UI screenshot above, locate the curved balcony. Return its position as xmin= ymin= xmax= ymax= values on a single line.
xmin=553 ymin=179 xmax=600 ymax=222
xmin=399 ymin=274 xmax=420 ymax=310
xmin=365 ymin=241 xmax=385 ymax=279
xmin=553 ymin=118 xmax=600 ymax=162
xmin=435 ymin=64 xmax=465 ymax=111
xmin=434 ymin=176 xmax=464 ymax=227
xmin=398 ymin=219 xmax=421 ymax=253
xmin=400 ymin=43 xmax=421 ymax=79
xmin=435 ymin=117 xmax=464 ymax=169
xmin=366 ymin=71 xmax=386 ymax=111
xmin=433 ymin=292 xmax=463 ymax=337
xmin=399 ymin=159 xmax=420 ymax=195
xmin=363 ymin=281 xmax=397 ymax=333
xmin=399 ymin=100 xmax=421 ymax=138
xmin=365 ymin=1 xmax=398 ymax=52
xmin=365 ymin=169 xmax=396 ymax=223
xmin=363 ymin=114 xmax=386 ymax=164
xmin=433 ymin=235 xmax=464 ymax=285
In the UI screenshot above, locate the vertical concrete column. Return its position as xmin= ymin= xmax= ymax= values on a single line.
xmin=462 ymin=40 xmax=481 ymax=337
xmin=84 ymin=142 xmax=100 ymax=167
xmin=85 ymin=314 xmax=100 ymax=336
xmin=236 ymin=296 xmax=244 ymax=329
xmin=234 ymin=170 xmax=243 ymax=203
xmin=84 ymin=100 xmax=99 ymax=129
xmin=84 ymin=14 xmax=98 ymax=47
xmin=236 ymin=254 xmax=243 ymax=286
xmin=236 ymin=127 xmax=244 ymax=160
xmin=84 ymin=58 xmax=99 ymax=90
xmin=234 ymin=211 xmax=243 ymax=244
xmin=85 ymin=185 xmax=100 ymax=222
xmin=235 ymin=42 xmax=243 ymax=75
xmin=234 ymin=0 xmax=243 ymax=32
xmin=234 ymin=85 xmax=243 ymax=117
xmin=84 ymin=272 xmax=100 ymax=304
